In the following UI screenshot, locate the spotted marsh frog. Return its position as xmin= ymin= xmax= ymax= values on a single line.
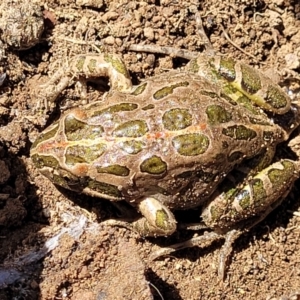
xmin=30 ymin=52 xmax=300 ymax=278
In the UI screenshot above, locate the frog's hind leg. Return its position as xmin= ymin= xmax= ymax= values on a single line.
xmin=202 ymin=159 xmax=299 ymax=231
xmin=203 ymin=159 xmax=299 ymax=278
xmin=217 ymin=175 xmax=300 ymax=280
xmin=36 ymin=53 xmax=133 ymax=109
xmin=150 ymin=159 xmax=299 ymax=280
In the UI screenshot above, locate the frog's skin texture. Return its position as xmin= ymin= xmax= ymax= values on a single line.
xmin=31 ymin=53 xmax=300 ymax=278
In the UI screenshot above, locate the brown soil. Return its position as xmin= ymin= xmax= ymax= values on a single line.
xmin=0 ymin=0 xmax=300 ymax=299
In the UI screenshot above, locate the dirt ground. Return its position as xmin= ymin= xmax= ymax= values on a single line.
xmin=0 ymin=0 xmax=300 ymax=299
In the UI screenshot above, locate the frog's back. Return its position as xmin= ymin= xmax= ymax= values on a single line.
xmin=31 ymin=71 xmax=284 ymax=209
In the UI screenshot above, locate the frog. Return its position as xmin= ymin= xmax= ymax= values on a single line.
xmin=30 ymin=50 xmax=300 ymax=279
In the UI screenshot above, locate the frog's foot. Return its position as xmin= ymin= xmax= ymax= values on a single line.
xmin=128 ymin=44 xmax=198 ymax=60
xmin=128 ymin=13 xmax=214 ymax=60
xmin=36 ymin=53 xmax=133 ymax=109
xmin=101 ymin=219 xmax=136 ymax=233
xmin=149 ymin=229 xmax=241 ymax=280
xmin=103 ymin=197 xmax=177 ymax=237
xmin=149 ymin=231 xmax=223 ymax=260
xmin=217 ymin=229 xmax=242 ymax=279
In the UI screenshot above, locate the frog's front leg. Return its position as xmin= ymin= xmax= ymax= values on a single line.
xmin=37 ymin=53 xmax=133 ymax=108
xmin=132 ymin=197 xmax=177 ymax=236
xmin=104 ymin=197 xmax=177 ymax=236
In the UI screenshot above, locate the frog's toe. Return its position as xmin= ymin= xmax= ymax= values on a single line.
xmin=149 ymin=231 xmax=223 ymax=261
xmin=102 ymin=219 xmax=135 ymax=232
xmin=218 ymin=229 xmax=242 ymax=280
xmin=149 ymin=229 xmax=240 ymax=280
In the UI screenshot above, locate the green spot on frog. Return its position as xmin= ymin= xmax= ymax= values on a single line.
xmin=87 ymin=179 xmax=122 ymax=198
xmin=236 ymin=95 xmax=260 ymax=114
xmin=31 ymin=154 xmax=60 ymax=169
xmin=103 ymin=53 xmax=130 ymax=78
xmin=148 ymin=185 xmax=171 ymax=196
xmin=96 ymin=165 xmax=130 ymax=176
xmin=153 ymin=82 xmax=189 ymax=100
xmin=64 ymin=115 xmax=104 ymax=141
xmin=218 ymin=57 xmax=236 ymax=82
xmin=51 ymin=173 xmax=75 ymax=189
xmin=221 ymin=85 xmax=259 ymax=114
xmin=222 ymin=84 xmax=238 ymax=95
xmin=222 ymin=125 xmax=257 ymax=140
xmin=76 ymin=56 xmax=86 ymax=73
xmin=163 ymin=108 xmax=193 ymax=130
xmin=240 ymin=63 xmax=262 ymax=94
xmin=206 ymin=104 xmax=232 ymax=125
xmin=65 ymin=154 xmax=87 ymax=164
xmin=113 ymin=120 xmax=149 ymax=138
xmin=76 ymin=56 xmax=86 ymax=72
xmin=92 ymin=103 xmax=138 ymax=117
xmin=50 ymin=169 xmax=84 ymax=191
xmin=268 ymin=160 xmax=295 ymax=186
xmin=172 ymin=133 xmax=210 ymax=156
xmin=65 ymin=144 xmax=106 ymax=165
xmin=244 ymin=149 xmax=273 ymax=173
xmin=132 ymin=83 xmax=147 ymax=95
xmin=118 ymin=140 xmax=145 ymax=154
xmin=178 ymin=169 xmax=216 ymax=183
xmin=209 ymin=203 xmax=226 ymax=224
xmin=31 ymin=123 xmax=59 ymax=149
xmin=266 ymin=84 xmax=289 ymax=110
xmin=155 ymin=209 xmax=170 ymax=230
xmin=239 ymin=178 xmax=267 ymax=210
xmin=87 ymin=58 xmax=97 ymax=73
xmin=142 ymin=104 xmax=155 ymax=110
xmin=140 ymin=155 xmax=167 ymax=175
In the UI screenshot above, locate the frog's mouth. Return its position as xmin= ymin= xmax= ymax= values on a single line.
xmin=36 ymin=165 xmax=87 ymax=194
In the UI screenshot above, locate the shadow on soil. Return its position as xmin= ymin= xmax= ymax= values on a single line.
xmin=0 ymin=146 xmax=49 ymax=299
